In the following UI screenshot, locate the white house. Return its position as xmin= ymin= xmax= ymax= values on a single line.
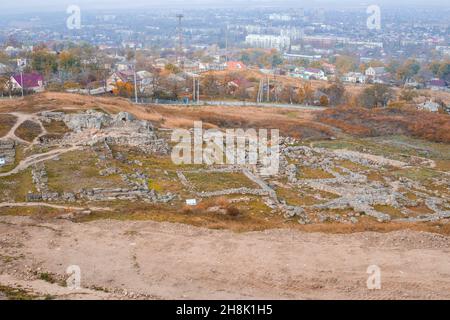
xmin=303 ymin=68 xmax=327 ymax=80
xmin=342 ymin=72 xmax=366 ymax=84
xmin=365 ymin=67 xmax=387 ymax=79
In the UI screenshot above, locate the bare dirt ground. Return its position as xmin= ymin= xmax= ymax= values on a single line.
xmin=1 ymin=215 xmax=449 ymax=300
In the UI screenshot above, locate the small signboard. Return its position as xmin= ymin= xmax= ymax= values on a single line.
xmin=186 ymin=199 xmax=197 ymax=206
xmin=0 ymin=158 xmax=5 ymax=166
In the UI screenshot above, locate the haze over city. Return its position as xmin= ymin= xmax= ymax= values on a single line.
xmin=0 ymin=0 xmax=449 ymax=305
xmin=3 ymin=0 xmax=450 ymax=12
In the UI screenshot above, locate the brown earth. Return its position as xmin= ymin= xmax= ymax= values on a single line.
xmin=1 ymin=216 xmax=450 ymax=300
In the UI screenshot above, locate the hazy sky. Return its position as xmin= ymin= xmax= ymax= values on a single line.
xmin=4 ymin=0 xmax=450 ymax=11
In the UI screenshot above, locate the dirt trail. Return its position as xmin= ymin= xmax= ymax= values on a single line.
xmin=0 ymin=202 xmax=111 ymax=212
xmin=0 ymin=145 xmax=82 ymax=178
xmin=1 ymin=112 xmax=37 ymax=144
xmin=1 ymin=216 xmax=449 ymax=300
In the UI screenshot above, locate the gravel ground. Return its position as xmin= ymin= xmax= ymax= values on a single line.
xmin=1 ymin=216 xmax=450 ymax=300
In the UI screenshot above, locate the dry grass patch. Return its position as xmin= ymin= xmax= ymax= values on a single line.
xmin=373 ymin=205 xmax=404 ymax=219
xmin=14 ymin=120 xmax=42 ymax=142
xmin=46 ymin=150 xmax=126 ymax=193
xmin=79 ymin=197 xmax=283 ymax=233
xmin=42 ymin=120 xmax=70 ymax=136
xmin=0 ymin=168 xmax=35 ymax=202
xmin=297 ymin=167 xmax=334 ymax=180
xmin=0 ymin=206 xmax=64 ymax=219
xmin=184 ymin=171 xmax=257 ymax=192
xmin=276 ymin=186 xmax=324 ymax=206
xmin=0 ymin=114 xmax=17 ymax=137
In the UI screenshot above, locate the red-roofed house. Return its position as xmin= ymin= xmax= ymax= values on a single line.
xmin=10 ymin=73 xmax=44 ymax=92
xmin=427 ymin=79 xmax=447 ymax=91
xmin=225 ymin=61 xmax=247 ymax=71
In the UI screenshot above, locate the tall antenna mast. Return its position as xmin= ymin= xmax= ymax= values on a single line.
xmin=176 ymin=14 xmax=184 ymax=68
xmin=225 ymin=24 xmax=229 ymax=62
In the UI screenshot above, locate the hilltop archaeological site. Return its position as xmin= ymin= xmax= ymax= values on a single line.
xmin=0 ymin=93 xmax=449 ymax=300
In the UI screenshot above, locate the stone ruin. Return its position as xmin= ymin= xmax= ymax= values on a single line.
xmin=27 ymin=161 xmax=176 ymax=204
xmin=277 ymin=140 xmax=450 ymax=223
xmin=0 ymin=139 xmax=15 ymax=166
xmin=38 ymin=110 xmax=170 ymax=155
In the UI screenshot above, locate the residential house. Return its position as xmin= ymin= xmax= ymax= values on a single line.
xmin=427 ymin=79 xmax=447 ymax=91
xmin=153 ymin=58 xmax=169 ymax=69
xmin=404 ymin=78 xmax=421 ymax=89
xmin=183 ymin=61 xmax=200 ymax=73
xmin=227 ymin=78 xmax=255 ymax=97
xmin=342 ymin=72 xmax=366 ymax=84
xmin=107 ymin=70 xmax=153 ymax=93
xmin=10 ymin=73 xmax=45 ymax=92
xmin=115 ymin=62 xmax=131 ymax=72
xmin=226 ymin=61 xmax=247 ymax=71
xmin=303 ymin=68 xmax=326 ymax=80
xmin=198 ymin=62 xmax=226 ymax=73
xmin=136 ymin=71 xmax=153 ymax=93
xmin=365 ymin=67 xmax=387 ymax=82
xmin=322 ymin=63 xmax=336 ymax=75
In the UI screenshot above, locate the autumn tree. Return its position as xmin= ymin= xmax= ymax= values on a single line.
xmin=334 ymin=55 xmax=358 ymax=74
xmin=0 ymin=76 xmax=9 ymax=97
xmin=320 ymin=81 xmax=346 ymax=106
xmin=280 ymin=85 xmax=298 ymax=104
xmin=298 ymin=82 xmax=314 ymax=105
xmin=319 ymin=95 xmax=329 ymax=107
xmin=396 ymin=59 xmax=421 ymax=82
xmin=58 ymin=51 xmax=81 ymax=82
xmin=201 ymin=74 xmax=220 ymax=98
xmin=31 ymin=49 xmax=58 ymax=78
xmin=360 ymin=84 xmax=395 ymax=108
xmin=113 ymin=81 xmax=134 ymax=98
xmin=165 ymin=63 xmax=181 ymax=74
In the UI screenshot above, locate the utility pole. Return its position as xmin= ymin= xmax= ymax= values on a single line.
xmin=133 ymin=48 xmax=138 ymax=103
xmin=192 ymin=76 xmax=196 ymax=102
xmin=225 ymin=24 xmax=229 ymax=62
xmin=20 ymin=71 xmax=24 ymax=98
xmin=176 ymin=14 xmax=184 ymax=69
xmin=17 ymin=58 xmax=26 ymax=98
xmin=257 ymin=79 xmax=263 ymax=104
xmin=192 ymin=76 xmax=200 ymax=104
xmin=267 ymin=77 xmax=270 ymax=102
xmin=197 ymin=77 xmax=200 ymax=104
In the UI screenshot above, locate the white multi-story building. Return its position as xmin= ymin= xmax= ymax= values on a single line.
xmin=280 ymin=28 xmax=303 ymax=41
xmin=436 ymin=46 xmax=450 ymax=57
xmin=269 ymin=14 xmax=292 ymax=21
xmin=245 ymin=34 xmax=291 ymax=51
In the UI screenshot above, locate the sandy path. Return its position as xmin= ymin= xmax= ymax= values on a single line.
xmin=0 ymin=202 xmax=111 ymax=212
xmin=1 ymin=112 xmax=39 ymax=144
xmin=0 ymin=216 xmax=449 ymax=300
xmin=0 ymin=145 xmax=82 ymax=177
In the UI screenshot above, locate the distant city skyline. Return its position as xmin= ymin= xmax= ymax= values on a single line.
xmin=3 ymin=0 xmax=450 ymax=13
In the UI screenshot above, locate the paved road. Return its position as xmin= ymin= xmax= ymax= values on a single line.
xmin=135 ymin=100 xmax=326 ymax=110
